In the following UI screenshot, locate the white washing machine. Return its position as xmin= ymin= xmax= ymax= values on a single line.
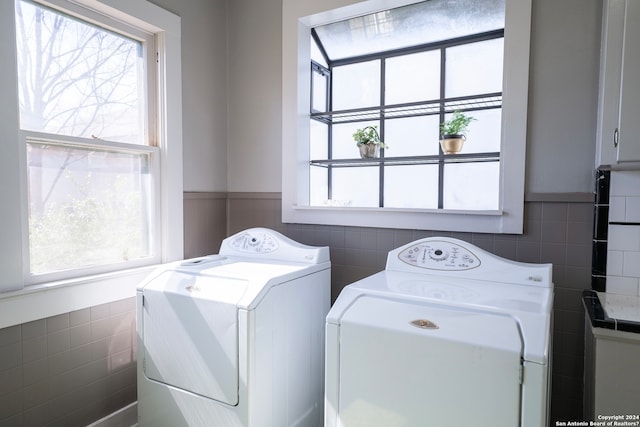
xmin=325 ymin=237 xmax=553 ymax=427
xmin=136 ymin=228 xmax=330 ymax=427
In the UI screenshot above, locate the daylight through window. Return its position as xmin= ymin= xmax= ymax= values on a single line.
xmin=309 ymin=0 xmax=505 ymax=211
xmin=15 ymin=0 xmax=157 ymax=277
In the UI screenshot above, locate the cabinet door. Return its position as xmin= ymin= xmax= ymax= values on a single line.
xmin=618 ymin=0 xmax=640 ymax=162
xmin=596 ymin=0 xmax=624 ymax=167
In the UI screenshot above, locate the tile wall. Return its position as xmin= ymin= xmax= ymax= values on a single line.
xmin=225 ymin=192 xmax=593 ymax=423
xmin=606 ymin=170 xmax=640 ymax=296
xmin=592 ymin=170 xmax=609 ymax=292
xmin=0 ymin=191 xmax=595 ymax=426
xmin=0 ymin=298 xmax=136 ymax=426
xmin=183 ymin=192 xmax=228 ymax=258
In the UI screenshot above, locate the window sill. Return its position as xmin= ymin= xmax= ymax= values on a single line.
xmin=285 ymin=205 xmax=520 ymax=234
xmin=0 ymin=266 xmax=156 ymax=329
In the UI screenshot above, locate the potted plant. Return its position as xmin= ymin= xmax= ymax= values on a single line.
xmin=439 ymin=110 xmax=476 ymax=154
xmin=353 ymin=125 xmax=387 ymax=158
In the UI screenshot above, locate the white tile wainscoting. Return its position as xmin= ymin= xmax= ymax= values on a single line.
xmin=607 ymin=170 xmax=640 ymax=296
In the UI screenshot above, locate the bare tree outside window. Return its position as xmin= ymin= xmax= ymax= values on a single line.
xmin=15 ymin=0 xmax=152 ymax=275
xmin=16 ymin=1 xmax=144 ymax=142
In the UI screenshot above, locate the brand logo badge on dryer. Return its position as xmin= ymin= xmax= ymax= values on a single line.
xmin=410 ymin=319 xmax=439 ymax=329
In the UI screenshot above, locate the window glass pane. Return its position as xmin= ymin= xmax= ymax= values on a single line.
xmin=311 ymin=38 xmax=328 ymax=67
xmin=308 ymin=1 xmax=510 ymax=217
xmin=385 ymin=116 xmax=440 ymax=157
xmin=455 ymin=109 xmax=502 ymax=154
xmin=331 ymin=167 xmax=379 ymax=207
xmin=310 ymin=120 xmax=329 ymax=159
xmin=27 ymin=143 xmax=152 ymax=274
xmin=310 ymin=165 xmax=328 ymax=206
xmin=332 ymin=121 xmax=379 ymax=159
xmin=445 ymin=38 xmax=504 ymax=98
xmin=384 ymin=165 xmax=438 ymax=208
xmin=332 ymin=61 xmax=380 ymax=110
xmin=314 ymin=0 xmax=505 ymax=60
xmin=443 ymin=162 xmax=500 ymax=210
xmin=385 ymin=51 xmax=441 ymax=105
xmin=312 ymin=69 xmax=328 ymax=112
xmin=15 ymin=1 xmax=145 ymax=144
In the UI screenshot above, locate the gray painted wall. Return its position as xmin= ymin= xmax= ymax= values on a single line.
xmin=145 ymin=0 xmax=601 ymax=194
xmin=150 ymin=0 xmax=229 ymax=192
xmin=214 ymin=0 xmax=601 ymax=193
xmin=0 ymin=0 xmax=605 ymax=423
xmin=227 ymin=0 xmax=283 ymax=193
xmin=526 ymin=0 xmax=601 ymax=193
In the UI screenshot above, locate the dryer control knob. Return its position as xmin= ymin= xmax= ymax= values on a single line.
xmin=429 ymin=249 xmax=449 ymax=261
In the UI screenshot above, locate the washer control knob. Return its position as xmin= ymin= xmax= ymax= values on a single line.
xmin=429 ymin=248 xmax=449 ymax=261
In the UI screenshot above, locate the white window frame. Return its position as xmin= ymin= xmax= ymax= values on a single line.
xmin=282 ymin=0 xmax=531 ymax=234
xmin=0 ymin=0 xmax=182 ymax=327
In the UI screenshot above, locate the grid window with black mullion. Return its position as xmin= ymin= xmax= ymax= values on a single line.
xmin=310 ymin=31 xmax=504 ymax=211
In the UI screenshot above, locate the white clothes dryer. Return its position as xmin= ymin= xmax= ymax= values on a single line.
xmin=325 ymin=237 xmax=553 ymax=427
xmin=137 ymin=228 xmax=330 ymax=427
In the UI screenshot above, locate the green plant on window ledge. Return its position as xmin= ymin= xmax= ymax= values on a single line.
xmin=353 ymin=125 xmax=388 ymax=159
xmin=439 ymin=110 xmax=476 ymax=155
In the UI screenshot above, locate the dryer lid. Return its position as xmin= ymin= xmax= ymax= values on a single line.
xmin=141 ymin=271 xmax=247 ymax=405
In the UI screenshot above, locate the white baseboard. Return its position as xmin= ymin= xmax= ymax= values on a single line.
xmin=87 ymin=402 xmax=137 ymax=427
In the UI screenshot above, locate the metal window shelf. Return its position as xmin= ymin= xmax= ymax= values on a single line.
xmin=310 ymin=152 xmax=500 ymax=168
xmin=310 ymin=93 xmax=502 ymax=124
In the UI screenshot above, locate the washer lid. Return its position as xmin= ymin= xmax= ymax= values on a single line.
xmin=336 ymin=296 xmax=523 ymax=426
xmin=141 ymin=271 xmax=247 ymax=405
xmin=328 ymin=271 xmax=552 ymax=364
xmin=341 ymin=295 xmax=523 ymax=355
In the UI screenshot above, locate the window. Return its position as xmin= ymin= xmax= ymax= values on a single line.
xmin=16 ymin=0 xmax=157 ymax=278
xmin=16 ymin=1 xmax=151 ymax=144
xmin=26 ymin=142 xmax=154 ymax=275
xmin=0 ymin=0 xmax=183 ymax=292
xmin=309 ymin=4 xmax=504 ymax=210
xmin=282 ymin=0 xmax=532 ymax=233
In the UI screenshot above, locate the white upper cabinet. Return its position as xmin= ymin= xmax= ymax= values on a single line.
xmin=597 ymin=0 xmax=640 ymax=167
